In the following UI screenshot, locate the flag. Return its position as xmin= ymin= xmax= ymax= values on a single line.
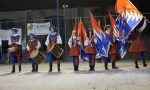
xmin=118 ymin=41 xmax=126 ymax=59
xmin=90 ymin=12 xmax=111 ymax=57
xmin=115 ymin=0 xmax=143 ymax=39
xmin=78 ymin=18 xmax=87 ymax=45
xmin=109 ymin=12 xmax=126 ymax=58
xmin=115 ymin=15 xmax=124 ymax=34
xmin=73 ymin=19 xmax=78 ymax=34
xmin=98 ymin=20 xmax=101 ymax=29
xmin=78 ymin=18 xmax=87 ymax=61
xmin=109 ymin=12 xmax=121 ymax=41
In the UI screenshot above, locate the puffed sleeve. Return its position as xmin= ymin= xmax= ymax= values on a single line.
xmin=16 ymin=36 xmax=21 ymax=45
xmin=68 ymin=37 xmax=72 ymax=48
xmin=94 ymin=37 xmax=97 ymax=44
xmin=26 ymin=43 xmax=30 ymax=51
xmin=45 ymin=34 xmax=50 ymax=46
xmin=8 ymin=37 xmax=11 ymax=46
xmin=77 ymin=37 xmax=81 ymax=46
xmin=84 ymin=37 xmax=89 ymax=46
xmin=57 ymin=34 xmax=62 ymax=44
xmin=36 ymin=40 xmax=41 ymax=49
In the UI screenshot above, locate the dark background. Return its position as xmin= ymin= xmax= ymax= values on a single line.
xmin=0 ymin=0 xmax=149 ymax=13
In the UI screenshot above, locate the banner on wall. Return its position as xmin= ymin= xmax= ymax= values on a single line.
xmin=0 ymin=28 xmax=22 ymax=40
xmin=27 ymin=22 xmax=50 ymax=35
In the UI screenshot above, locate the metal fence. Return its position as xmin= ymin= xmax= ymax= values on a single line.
xmin=0 ymin=14 xmax=150 ymax=64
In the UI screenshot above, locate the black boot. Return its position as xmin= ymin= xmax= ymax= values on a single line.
xmin=135 ymin=61 xmax=139 ymax=68
xmin=32 ymin=64 xmax=35 ymax=72
xmin=105 ymin=62 xmax=108 ymax=70
xmin=57 ymin=63 xmax=60 ymax=72
xmin=11 ymin=65 xmax=15 ymax=73
xmin=74 ymin=65 xmax=76 ymax=71
xmin=49 ymin=63 xmax=52 ymax=72
xmin=143 ymin=60 xmax=147 ymax=67
xmin=99 ymin=60 xmax=102 ymax=63
xmin=35 ymin=64 xmax=38 ymax=72
xmin=76 ymin=65 xmax=79 ymax=71
xmin=19 ymin=65 xmax=21 ymax=72
xmin=92 ymin=64 xmax=95 ymax=71
xmin=112 ymin=62 xmax=119 ymax=69
xmin=89 ymin=65 xmax=92 ymax=71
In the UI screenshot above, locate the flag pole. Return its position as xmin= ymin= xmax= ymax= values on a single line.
xmin=56 ymin=0 xmax=60 ymax=33
xmin=146 ymin=18 xmax=150 ymax=23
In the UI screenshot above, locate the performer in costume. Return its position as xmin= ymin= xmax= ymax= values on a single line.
xmin=0 ymin=38 xmax=1 ymax=47
xmin=0 ymin=38 xmax=2 ymax=62
xmin=68 ymin=30 xmax=81 ymax=71
xmin=129 ymin=19 xmax=147 ymax=68
xmin=8 ymin=28 xmax=22 ymax=73
xmin=45 ymin=26 xmax=62 ymax=72
xmin=104 ymin=25 xmax=118 ymax=70
xmin=84 ymin=28 xmax=97 ymax=71
xmin=27 ymin=33 xmax=41 ymax=72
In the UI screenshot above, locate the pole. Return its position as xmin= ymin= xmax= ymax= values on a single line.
xmin=63 ymin=4 xmax=68 ymax=52
xmin=63 ymin=4 xmax=68 ymax=51
xmin=56 ymin=0 xmax=60 ymax=33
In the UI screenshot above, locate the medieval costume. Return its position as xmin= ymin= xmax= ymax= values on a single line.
xmin=84 ymin=29 xmax=97 ymax=71
xmin=68 ymin=31 xmax=81 ymax=71
xmin=8 ymin=28 xmax=22 ymax=73
xmin=104 ymin=25 xmax=118 ymax=70
xmin=0 ymin=38 xmax=2 ymax=63
xmin=129 ymin=20 xmax=147 ymax=68
xmin=27 ymin=33 xmax=41 ymax=72
xmin=45 ymin=26 xmax=62 ymax=72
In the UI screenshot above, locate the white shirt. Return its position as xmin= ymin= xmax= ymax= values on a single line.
xmin=68 ymin=36 xmax=81 ymax=48
xmin=84 ymin=37 xmax=97 ymax=46
xmin=8 ymin=34 xmax=21 ymax=45
xmin=45 ymin=32 xmax=62 ymax=46
xmin=26 ymin=39 xmax=41 ymax=51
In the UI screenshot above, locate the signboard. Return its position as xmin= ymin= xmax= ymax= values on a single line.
xmin=0 ymin=28 xmax=22 ymax=40
xmin=27 ymin=22 xmax=50 ymax=35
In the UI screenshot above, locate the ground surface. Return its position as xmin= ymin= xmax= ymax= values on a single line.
xmin=0 ymin=61 xmax=150 ymax=90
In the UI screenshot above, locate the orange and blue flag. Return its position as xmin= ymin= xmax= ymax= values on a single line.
xmin=78 ymin=18 xmax=87 ymax=61
xmin=90 ymin=12 xmax=111 ymax=57
xmin=115 ymin=0 xmax=143 ymax=39
xmin=109 ymin=12 xmax=126 ymax=58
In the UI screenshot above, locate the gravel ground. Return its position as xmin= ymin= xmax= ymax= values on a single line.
xmin=0 ymin=61 xmax=150 ymax=90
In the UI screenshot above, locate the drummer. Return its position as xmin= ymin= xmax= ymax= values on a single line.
xmin=45 ymin=26 xmax=62 ymax=72
xmin=8 ymin=28 xmax=22 ymax=73
xmin=27 ymin=33 xmax=41 ymax=72
xmin=0 ymin=38 xmax=2 ymax=62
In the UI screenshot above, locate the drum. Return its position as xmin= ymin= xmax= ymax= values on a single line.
xmin=30 ymin=49 xmax=46 ymax=64
xmin=8 ymin=44 xmax=21 ymax=56
xmin=47 ymin=44 xmax=63 ymax=58
xmin=8 ymin=47 xmax=17 ymax=53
